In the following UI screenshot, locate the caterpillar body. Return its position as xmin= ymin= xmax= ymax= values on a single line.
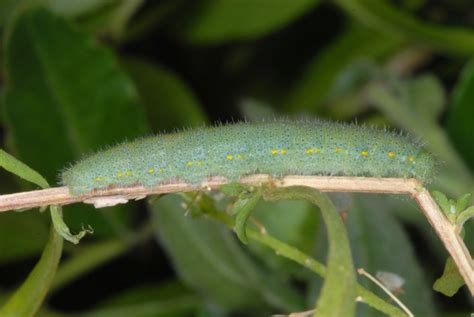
xmin=61 ymin=119 xmax=435 ymax=195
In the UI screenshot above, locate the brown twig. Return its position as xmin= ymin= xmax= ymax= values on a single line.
xmin=0 ymin=175 xmax=472 ymax=295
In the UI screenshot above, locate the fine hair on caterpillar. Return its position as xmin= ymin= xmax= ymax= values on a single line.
xmin=60 ymin=119 xmax=436 ymax=195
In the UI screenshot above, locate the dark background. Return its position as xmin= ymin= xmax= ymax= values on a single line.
xmin=0 ymin=0 xmax=473 ymax=316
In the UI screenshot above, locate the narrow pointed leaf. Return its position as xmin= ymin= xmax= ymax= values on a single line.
xmin=264 ymin=186 xmax=357 ymax=317
xmin=0 ymin=149 xmax=49 ymax=189
xmin=0 ymin=225 xmax=63 ymax=317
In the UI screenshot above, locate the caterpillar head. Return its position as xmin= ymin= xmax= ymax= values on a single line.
xmin=412 ymin=149 xmax=437 ymax=183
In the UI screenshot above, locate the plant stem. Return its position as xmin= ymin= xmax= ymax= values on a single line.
xmin=245 ymin=223 xmax=406 ymax=316
xmin=357 ymin=268 xmax=413 ymax=317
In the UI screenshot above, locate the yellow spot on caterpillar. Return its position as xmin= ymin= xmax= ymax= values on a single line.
xmin=306 ymin=148 xmax=321 ymax=154
xmin=93 ymin=176 xmax=105 ymax=182
xmin=407 ymin=155 xmax=415 ymax=162
xmin=148 ymin=168 xmax=154 ymax=174
xmin=361 ymin=151 xmax=369 ymax=157
xmin=388 ymin=151 xmax=396 ymax=158
xmin=125 ymin=171 xmax=132 ymax=177
xmin=117 ymin=172 xmax=124 ymax=177
xmin=158 ymin=168 xmax=164 ymax=173
xmin=335 ymin=147 xmax=343 ymax=153
xmin=197 ymin=161 xmax=203 ymax=166
xmin=237 ymin=154 xmax=243 ymax=159
xmin=272 ymin=149 xmax=287 ymax=155
xmin=186 ymin=161 xmax=194 ymax=167
xmin=226 ymin=154 xmax=233 ymax=160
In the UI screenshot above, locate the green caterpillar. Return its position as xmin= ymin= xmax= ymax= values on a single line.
xmin=61 ymin=119 xmax=436 ymax=195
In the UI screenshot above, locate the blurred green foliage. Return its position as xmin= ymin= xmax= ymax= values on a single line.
xmin=0 ymin=1 xmax=473 ymax=316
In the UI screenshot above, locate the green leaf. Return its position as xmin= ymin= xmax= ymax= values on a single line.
xmin=334 ymin=0 xmax=474 ymax=55
xmin=96 ymin=0 xmax=144 ymax=39
xmin=456 ymin=206 xmax=474 ymax=229
xmin=283 ymin=24 xmax=402 ymax=113
xmin=232 ymin=191 xmax=261 ymax=244
xmin=455 ymin=193 xmax=471 ymax=215
xmin=122 ymin=57 xmax=207 ymax=131
xmin=447 ymin=58 xmax=474 ymax=171
xmin=4 ymin=7 xmax=149 ymax=236
xmin=0 ymin=149 xmax=49 ymax=189
xmin=432 ymin=191 xmax=451 ymax=216
xmin=0 ymin=225 xmax=63 ymax=317
xmin=176 ymin=0 xmax=321 ymax=43
xmin=150 ymin=194 xmax=303 ymax=312
xmin=347 ymin=195 xmax=437 ymax=316
xmin=433 ymin=257 xmax=465 ymax=297
xmin=0 ymin=0 xmax=139 ymax=32
xmin=263 ymin=187 xmax=356 ymax=317
xmin=219 ymin=182 xmax=249 ymax=197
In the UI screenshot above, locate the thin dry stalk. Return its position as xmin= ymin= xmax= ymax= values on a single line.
xmin=357 ymin=268 xmax=414 ymax=317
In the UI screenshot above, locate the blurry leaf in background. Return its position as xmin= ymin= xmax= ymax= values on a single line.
xmin=4 ymin=6 xmax=148 ymax=181
xmin=122 ymin=57 xmax=207 ymax=132
xmin=347 ymin=195 xmax=437 ymax=316
xmin=283 ymin=24 xmax=402 ymax=113
xmin=176 ymin=0 xmax=322 ymax=44
xmin=328 ymin=59 xmax=378 ymax=100
xmin=239 ymin=98 xmax=278 ymax=121
xmin=447 ymin=58 xmax=474 ymax=172
xmin=0 ymin=0 xmax=117 ymax=22
xmin=78 ymin=0 xmax=144 ymax=39
xmin=0 ymin=0 xmax=144 ymax=38
xmin=366 ymin=71 xmax=473 ymax=196
xmin=403 ymin=73 xmax=445 ymax=119
xmin=3 ymin=7 xmax=149 ymax=235
xmin=150 ymin=194 xmax=305 ymax=313
xmin=334 ymin=0 xmax=474 ymax=55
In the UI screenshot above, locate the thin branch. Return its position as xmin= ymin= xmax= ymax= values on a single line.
xmin=0 ymin=175 xmax=472 ymax=295
xmin=0 ymin=175 xmax=420 ymax=212
xmin=357 ymin=268 xmax=414 ymax=317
